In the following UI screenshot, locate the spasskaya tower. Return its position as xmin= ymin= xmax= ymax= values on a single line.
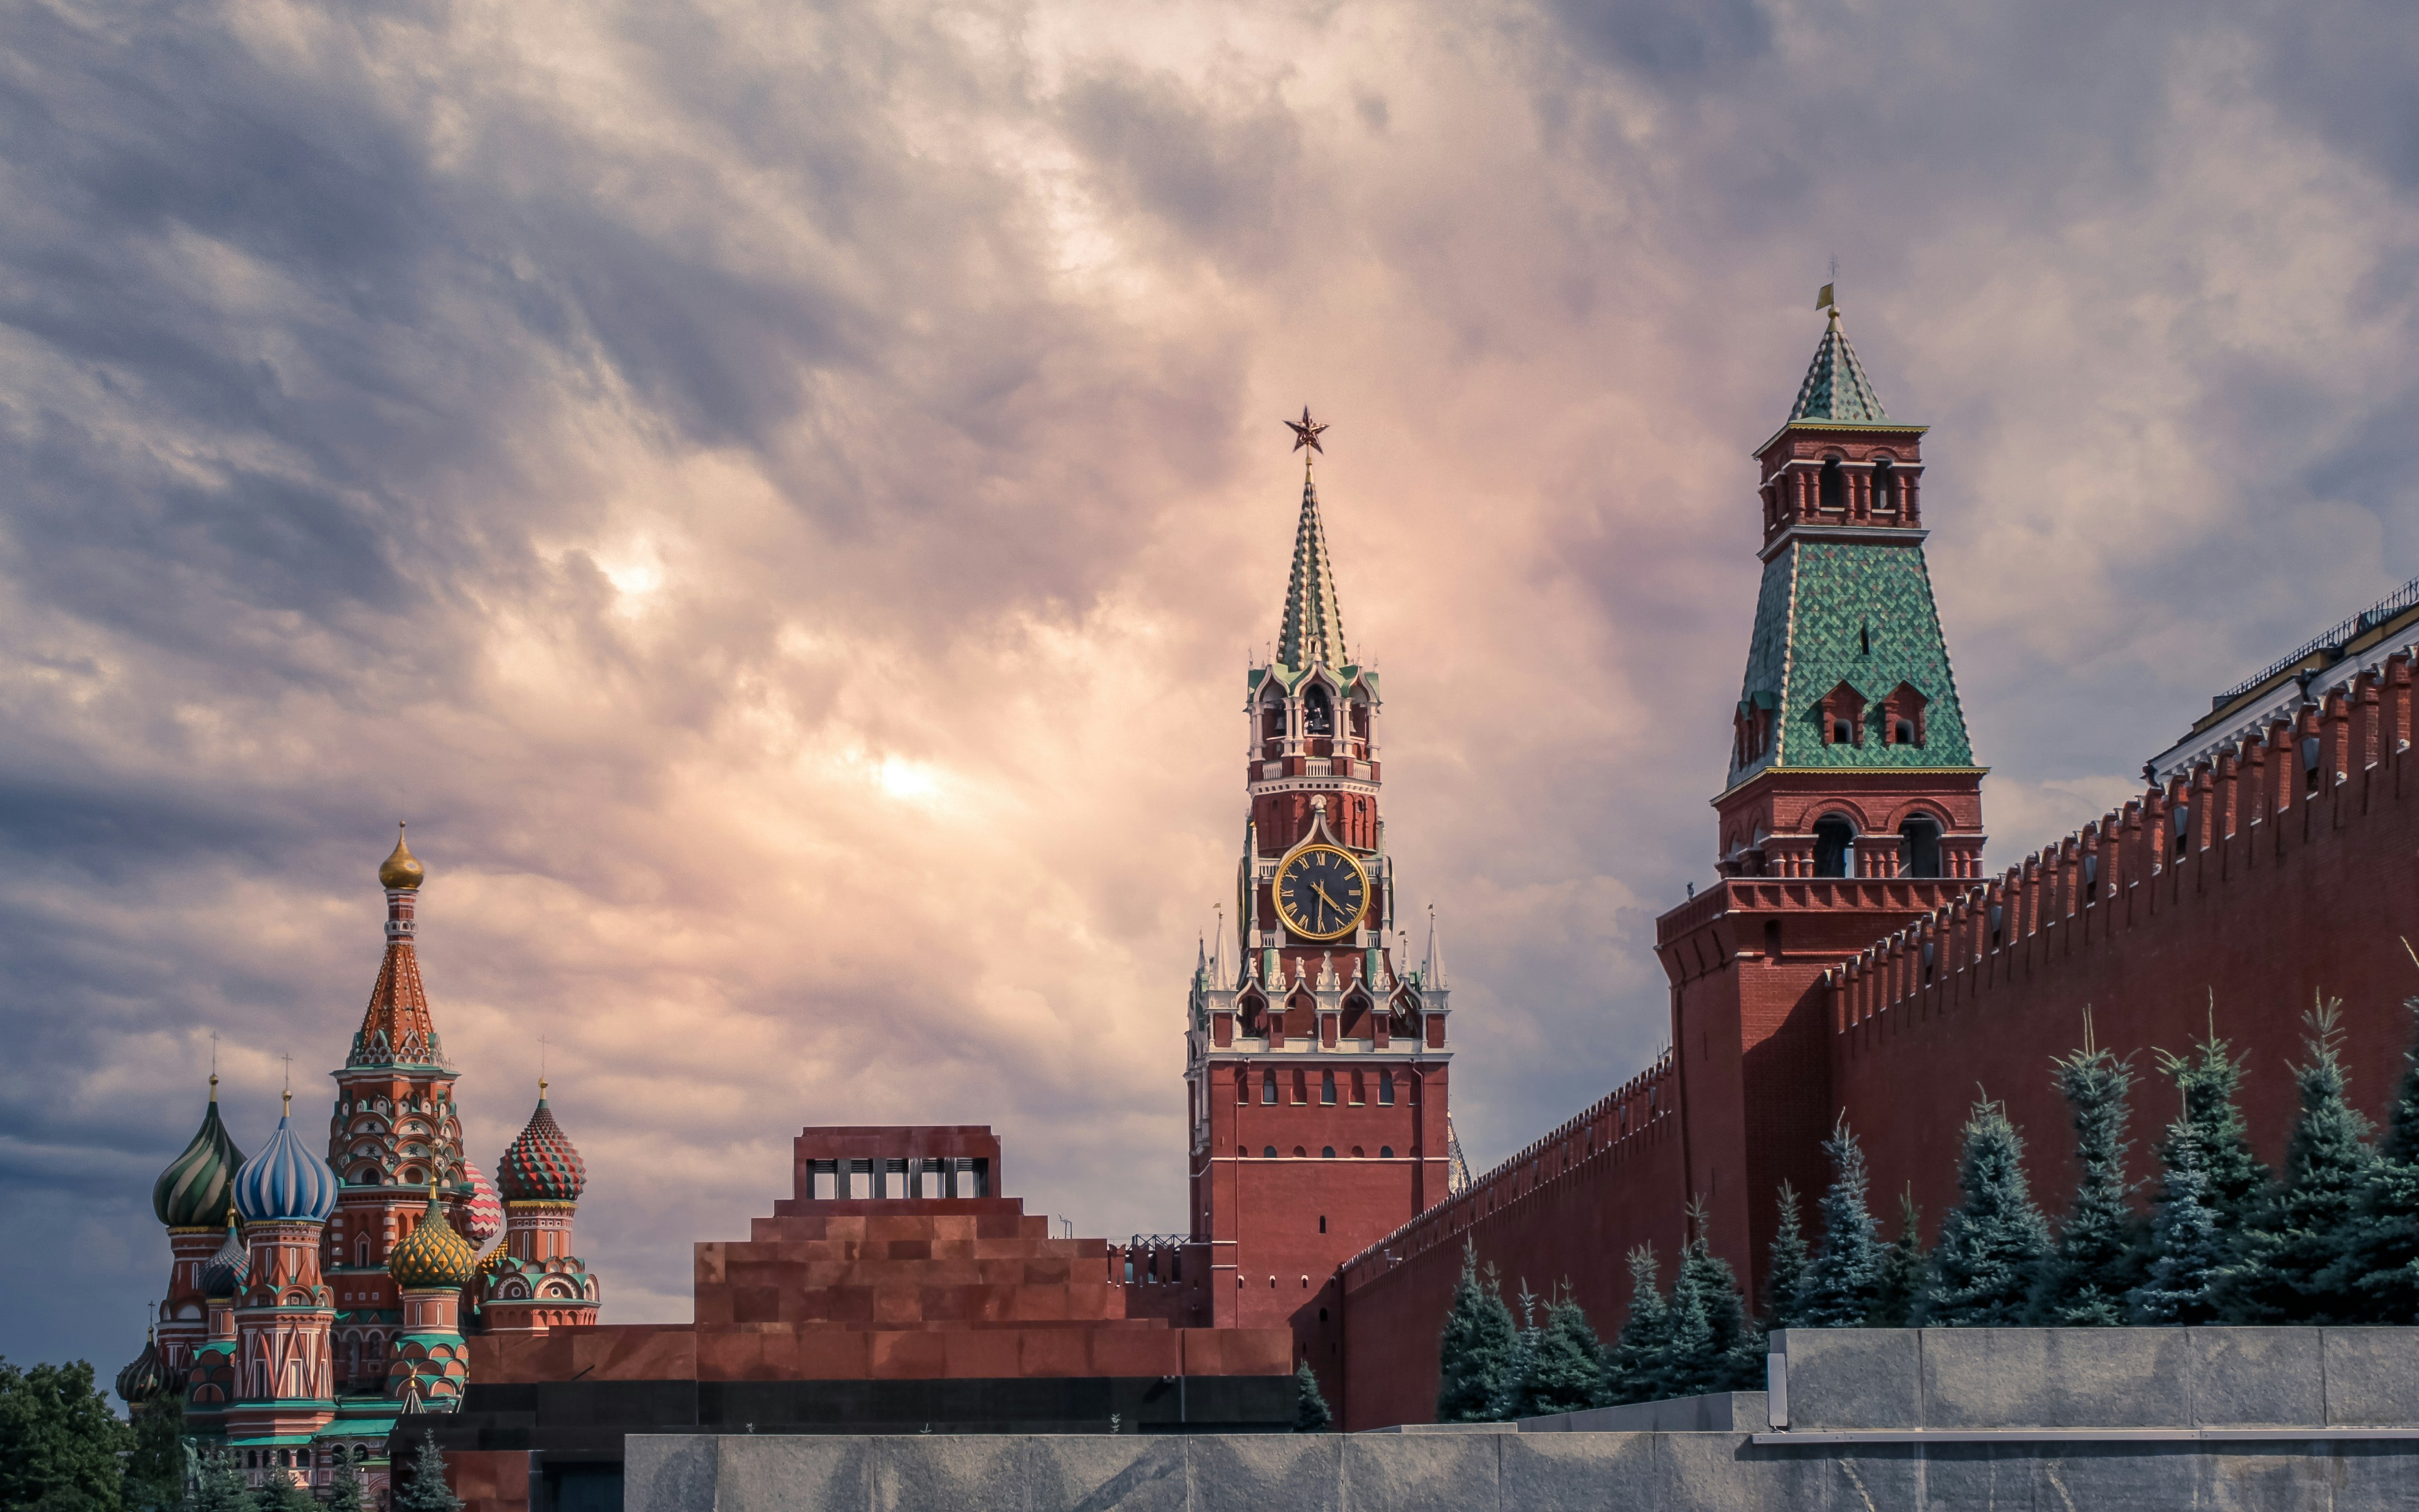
xmin=1185 ymin=411 xmax=1456 ymax=1382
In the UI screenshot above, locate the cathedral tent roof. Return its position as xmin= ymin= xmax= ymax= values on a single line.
xmin=1788 ymin=307 xmax=1891 ymax=425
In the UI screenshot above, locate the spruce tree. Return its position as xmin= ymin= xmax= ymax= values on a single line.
xmin=1652 ymin=1256 xmax=1717 ymax=1402
xmin=1796 ymin=1117 xmax=1886 ymax=1326
xmin=396 ymin=1435 xmax=462 ymax=1512
xmin=2128 ymin=1120 xmax=2226 ymax=1323
xmin=2331 ymin=996 xmax=2419 ymax=1322
xmin=1603 ymin=1246 xmax=1670 ymax=1406
xmin=1870 ymin=1187 xmax=1926 ymax=1327
xmin=254 ymin=1471 xmax=316 ymax=1512
xmin=1918 ymin=1099 xmax=2051 ymax=1325
xmin=1762 ymin=1183 xmax=1809 ymax=1331
xmin=2029 ymin=1037 xmax=2148 ymax=1325
xmin=2155 ymin=1007 xmax=2271 ymax=1234
xmin=1485 ymin=1284 xmax=1542 ymax=1421
xmin=2219 ymin=1000 xmax=2375 ymax=1323
xmin=326 ymin=1466 xmax=364 ymax=1512
xmin=1676 ymin=1203 xmax=1761 ymax=1391
xmin=186 ymin=1452 xmax=247 ymax=1512
xmin=1434 ymin=1243 xmax=1517 ymax=1422
xmin=1292 ymin=1360 xmax=1331 ymax=1431
xmin=1509 ymin=1285 xmax=1608 ymax=1418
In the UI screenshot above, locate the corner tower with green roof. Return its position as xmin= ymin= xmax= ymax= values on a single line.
xmin=1653 ymin=299 xmax=1990 ymax=1307
xmin=1719 ymin=303 xmax=1987 ymax=880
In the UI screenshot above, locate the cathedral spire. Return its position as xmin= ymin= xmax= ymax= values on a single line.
xmin=352 ymin=828 xmax=448 ymax=1069
xmin=1277 ymin=411 xmax=1347 ymax=671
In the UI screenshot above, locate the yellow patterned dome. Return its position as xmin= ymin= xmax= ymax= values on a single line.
xmin=387 ymin=1186 xmax=476 ymax=1289
xmin=378 ymin=825 xmax=425 ymax=891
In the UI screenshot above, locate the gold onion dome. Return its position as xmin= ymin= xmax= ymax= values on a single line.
xmin=379 ymin=825 xmax=425 ymax=891
xmin=387 ymin=1185 xmax=477 ymax=1290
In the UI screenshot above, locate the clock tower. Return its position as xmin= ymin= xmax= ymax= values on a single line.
xmin=1185 ymin=413 xmax=1455 ymax=1389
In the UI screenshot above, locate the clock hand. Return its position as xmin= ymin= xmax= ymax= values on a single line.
xmin=1313 ymin=882 xmax=1352 ymax=918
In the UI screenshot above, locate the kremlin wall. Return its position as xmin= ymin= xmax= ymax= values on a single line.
xmin=117 ymin=307 xmax=2419 ymax=1498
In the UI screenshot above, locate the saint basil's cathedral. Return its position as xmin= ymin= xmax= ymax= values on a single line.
xmin=118 ymin=832 xmax=603 ymax=1504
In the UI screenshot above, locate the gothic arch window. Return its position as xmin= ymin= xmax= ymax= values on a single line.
xmin=1321 ymin=1070 xmax=1336 ymax=1105
xmin=1303 ymin=684 xmax=1334 ymax=736
xmin=1260 ymin=695 xmax=1285 ymax=746
xmin=1813 ymin=814 xmax=1856 ymax=878
xmin=1899 ymin=815 xmax=1945 ymax=878
xmin=1262 ymin=1068 xmax=1278 ymax=1105
xmin=1378 ymin=1069 xmax=1396 ymax=1105
xmin=356 ymin=1236 xmax=370 ymax=1268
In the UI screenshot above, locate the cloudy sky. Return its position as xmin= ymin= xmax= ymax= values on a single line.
xmin=3 ymin=0 xmax=2415 ymax=1372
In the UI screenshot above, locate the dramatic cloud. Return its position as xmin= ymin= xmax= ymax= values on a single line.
xmin=2 ymin=0 xmax=2414 ymax=1369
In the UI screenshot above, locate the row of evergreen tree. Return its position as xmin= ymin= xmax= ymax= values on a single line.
xmin=0 ymin=1362 xmax=460 ymax=1512
xmin=1436 ymin=993 xmax=2419 ymax=1420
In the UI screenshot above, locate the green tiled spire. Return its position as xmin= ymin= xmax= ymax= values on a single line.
xmin=1278 ymin=472 xmax=1347 ymax=670
xmin=1731 ymin=540 xmax=1975 ymax=783
xmin=1789 ymin=309 xmax=1890 ymax=425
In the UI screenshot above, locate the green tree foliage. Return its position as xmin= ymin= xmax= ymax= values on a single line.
xmin=185 ymin=1453 xmax=246 ymax=1512
xmin=1292 ymin=1360 xmax=1331 ymax=1432
xmin=2129 ymin=1120 xmax=2227 ymax=1323
xmin=253 ymin=1471 xmax=314 ymax=1512
xmin=1796 ymin=1118 xmax=1886 ymax=1326
xmin=1505 ymin=1285 xmax=1607 ymax=1419
xmin=1761 ymin=1183 xmax=1809 ymax=1331
xmin=121 ymin=1397 xmax=186 ymax=1512
xmin=1485 ymin=1285 xmax=1542 ymax=1421
xmin=2220 ymin=1000 xmax=2375 ymax=1323
xmin=1918 ymin=1099 xmax=2051 ymax=1325
xmin=0 ymin=1359 xmax=130 ymax=1512
xmin=1871 ymin=1187 xmax=1927 ymax=1328
xmin=1672 ymin=1207 xmax=1761 ymax=1395
xmin=324 ymin=1464 xmax=364 ymax=1512
xmin=2030 ymin=1035 xmax=2149 ymax=1325
xmin=2331 ymin=996 xmax=2419 ymax=1322
xmin=1434 ymin=1242 xmax=1517 ymax=1423
xmin=2156 ymin=1009 xmax=2271 ymax=1235
xmin=395 ymin=1435 xmax=460 ymax=1512
xmin=1602 ymin=1246 xmax=1670 ymax=1406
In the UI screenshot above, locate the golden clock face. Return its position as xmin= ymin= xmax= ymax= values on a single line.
xmin=1273 ymin=844 xmax=1370 ymax=941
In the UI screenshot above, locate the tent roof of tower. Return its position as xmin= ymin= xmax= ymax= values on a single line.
xmin=1277 ymin=473 xmax=1348 ymax=671
xmin=1753 ymin=309 xmax=1928 ymax=455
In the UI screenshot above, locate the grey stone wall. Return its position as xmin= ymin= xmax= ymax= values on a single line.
xmin=1772 ymin=1326 xmax=2419 ymax=1430
xmin=626 ymin=1330 xmax=2419 ymax=1510
xmin=626 ymin=1430 xmax=2419 ymax=1510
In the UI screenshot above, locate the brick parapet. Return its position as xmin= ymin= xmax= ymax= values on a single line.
xmin=1338 ymin=1051 xmax=1677 ymax=1296
xmin=1828 ymin=656 xmax=2417 ymax=1042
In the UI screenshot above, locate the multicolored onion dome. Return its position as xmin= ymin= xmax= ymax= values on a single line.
xmin=232 ymin=1098 xmax=339 ymax=1223
xmin=114 ymin=1330 xmax=180 ymax=1405
xmin=460 ymin=1161 xmax=504 ymax=1246
xmin=387 ymin=1185 xmax=478 ymax=1290
xmin=200 ymin=1214 xmax=250 ymax=1297
xmin=498 ymin=1085 xmax=586 ymax=1202
xmin=379 ymin=824 xmax=425 ymax=891
xmin=153 ymin=1077 xmax=247 ymax=1228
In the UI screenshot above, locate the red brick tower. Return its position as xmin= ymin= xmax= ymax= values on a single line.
xmin=1187 ymin=413 xmax=1453 ymax=1387
xmin=1656 ymin=298 xmax=1987 ymax=1294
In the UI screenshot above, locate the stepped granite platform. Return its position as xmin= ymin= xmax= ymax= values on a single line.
xmin=621 ymin=1326 xmax=2419 ymax=1511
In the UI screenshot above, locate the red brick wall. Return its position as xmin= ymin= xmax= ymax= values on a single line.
xmin=1335 ymin=1063 xmax=1689 ymax=1429
xmin=1831 ymin=705 xmax=2419 ymax=1254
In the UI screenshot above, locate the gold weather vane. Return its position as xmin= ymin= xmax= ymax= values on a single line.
xmin=1286 ymin=407 xmax=1328 ymax=474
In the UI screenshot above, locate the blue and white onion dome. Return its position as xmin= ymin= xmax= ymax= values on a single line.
xmin=232 ymin=1093 xmax=340 ymax=1223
